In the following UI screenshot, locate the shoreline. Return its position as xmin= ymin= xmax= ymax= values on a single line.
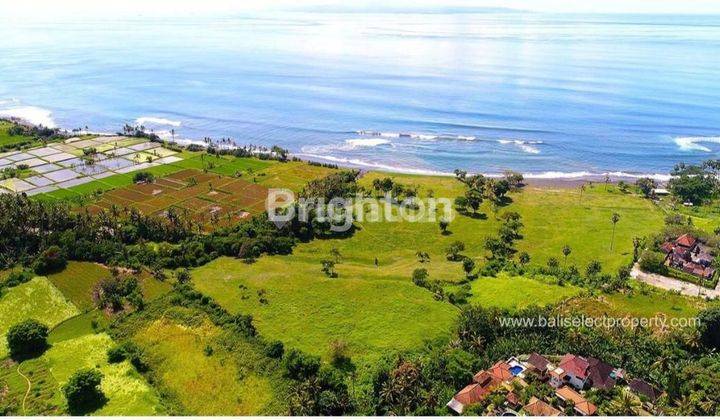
xmin=1 ymin=115 xmax=670 ymax=189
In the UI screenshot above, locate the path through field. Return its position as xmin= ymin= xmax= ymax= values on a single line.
xmin=16 ymin=365 xmax=31 ymax=415
xmin=631 ymin=264 xmax=720 ymax=298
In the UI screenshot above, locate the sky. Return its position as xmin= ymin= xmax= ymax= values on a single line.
xmin=5 ymin=0 xmax=720 ymax=18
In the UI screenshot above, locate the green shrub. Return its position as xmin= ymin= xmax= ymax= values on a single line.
xmin=63 ymin=368 xmax=106 ymax=415
xmin=1 ymin=270 xmax=33 ymax=288
xmin=698 ymin=307 xmax=720 ymax=350
xmin=283 ymin=349 xmax=320 ymax=380
xmin=639 ymin=250 xmax=668 ymax=274
xmin=6 ymin=319 xmax=49 ymax=359
xmin=132 ymin=171 xmax=155 ymax=184
xmin=264 ymin=340 xmax=284 ymax=359
xmin=32 ymin=246 xmax=67 ymax=275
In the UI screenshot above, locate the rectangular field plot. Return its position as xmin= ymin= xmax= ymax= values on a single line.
xmin=25 ymin=175 xmax=55 ymax=187
xmin=84 ymin=169 xmax=269 ymax=230
xmin=28 ymin=146 xmax=61 ymax=157
xmin=33 ymin=163 xmax=63 ymax=173
xmin=44 ymin=152 xmax=77 ymax=163
xmin=45 ymin=169 xmax=81 ymax=182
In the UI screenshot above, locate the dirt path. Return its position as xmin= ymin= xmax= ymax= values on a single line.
xmin=16 ymin=365 xmax=31 ymax=415
xmin=631 ymin=264 xmax=720 ymax=298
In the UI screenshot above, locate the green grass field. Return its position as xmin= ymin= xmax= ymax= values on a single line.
xmin=47 ymin=261 xmax=171 ymax=312
xmin=192 ymin=173 xmax=666 ymax=367
xmin=47 ymin=262 xmax=110 ymax=311
xmin=253 ymin=161 xmax=338 ymax=192
xmin=0 ymin=121 xmax=35 ymax=149
xmin=192 ymin=257 xmax=458 ymax=364
xmin=41 ymin=333 xmax=163 ymax=415
xmin=458 ymin=273 xmax=582 ymax=309
xmin=133 ymin=311 xmax=284 ymax=415
xmin=1 ymin=333 xmax=162 ymax=416
xmin=0 ymin=277 xmax=79 ymax=358
xmin=566 ymin=281 xmax=713 ymax=325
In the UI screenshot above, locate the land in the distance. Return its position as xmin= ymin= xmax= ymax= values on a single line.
xmin=1 ymin=120 xmax=720 ymax=416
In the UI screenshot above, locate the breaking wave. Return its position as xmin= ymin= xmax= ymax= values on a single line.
xmin=0 ymin=105 xmax=56 ymax=128
xmin=674 ymin=136 xmax=720 ymax=152
xmin=498 ymin=139 xmax=543 ymax=154
xmin=345 ymin=138 xmax=392 ymax=148
xmin=135 ymin=116 xmax=182 ymax=127
xmin=295 ymin=152 xmax=671 ymax=181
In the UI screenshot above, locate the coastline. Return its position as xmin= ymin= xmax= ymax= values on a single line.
xmin=1 ymin=113 xmax=670 ymax=189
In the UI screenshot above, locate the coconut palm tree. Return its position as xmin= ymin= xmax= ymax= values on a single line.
xmin=610 ymin=212 xmax=621 ymax=251
xmin=562 ymin=245 xmax=572 ymax=266
xmin=607 ymin=391 xmax=641 ymax=415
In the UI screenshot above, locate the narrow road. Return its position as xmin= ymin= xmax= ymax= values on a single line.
xmin=631 ymin=264 xmax=720 ymax=298
xmin=16 ymin=365 xmax=31 ymax=415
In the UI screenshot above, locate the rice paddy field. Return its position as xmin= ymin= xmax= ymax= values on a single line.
xmin=83 ymin=169 xmax=269 ymax=228
xmin=0 ymin=135 xmax=184 ymax=196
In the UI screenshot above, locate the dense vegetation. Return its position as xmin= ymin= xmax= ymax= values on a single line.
xmin=3 ymin=140 xmax=720 ymax=416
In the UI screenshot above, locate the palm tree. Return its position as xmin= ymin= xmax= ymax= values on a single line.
xmin=562 ymin=245 xmax=572 ymax=266
xmin=610 ymin=212 xmax=621 ymax=251
xmin=608 ymin=391 xmax=641 ymax=415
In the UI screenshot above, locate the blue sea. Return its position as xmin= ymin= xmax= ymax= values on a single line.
xmin=1 ymin=11 xmax=719 ymax=177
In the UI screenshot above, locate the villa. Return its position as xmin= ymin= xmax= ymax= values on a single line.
xmin=661 ymin=234 xmax=716 ymax=280
xmin=447 ymin=353 xmax=657 ymax=416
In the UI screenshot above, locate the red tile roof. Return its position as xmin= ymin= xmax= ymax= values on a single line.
xmin=556 ymin=386 xmax=597 ymax=416
xmin=676 ymin=233 xmax=697 ymax=248
xmin=559 ymin=354 xmax=590 ymax=380
xmin=506 ymin=391 xmax=520 ymax=407
xmin=661 ymin=242 xmax=674 ymax=253
xmin=489 ymin=361 xmax=515 ymax=381
xmin=453 ymin=383 xmax=493 ymax=407
xmin=523 ymin=397 xmax=563 ymax=416
xmin=527 ymin=352 xmax=551 ymax=371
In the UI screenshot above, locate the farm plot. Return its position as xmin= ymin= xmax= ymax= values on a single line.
xmin=85 ymin=169 xmax=268 ymax=229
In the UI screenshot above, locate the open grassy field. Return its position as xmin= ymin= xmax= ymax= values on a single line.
xmin=252 ymin=161 xmax=338 ymax=192
xmin=131 ymin=308 xmax=286 ymax=415
xmin=192 ymin=256 xmax=458 ymax=364
xmin=47 ymin=261 xmax=171 ymax=312
xmin=47 ymin=262 xmax=111 ymax=311
xmin=0 ymin=332 xmax=164 ymax=415
xmin=42 ymin=333 xmax=163 ymax=415
xmin=458 ymin=273 xmax=582 ymax=309
xmin=565 ymin=281 xmax=714 ymax=326
xmin=0 ymin=121 xmax=34 ymax=149
xmin=0 ymin=277 xmax=79 ymax=358
xmin=357 ymin=173 xmax=665 ymax=273
xmin=191 ymin=172 xmax=666 ymax=367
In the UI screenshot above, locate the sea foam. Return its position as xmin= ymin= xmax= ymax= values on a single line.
xmin=0 ymin=106 xmax=56 ymax=128
xmin=345 ymin=138 xmax=391 ymax=148
xmin=135 ymin=116 xmax=182 ymax=127
xmin=498 ymin=139 xmax=543 ymax=154
xmin=674 ymin=136 xmax=720 ymax=152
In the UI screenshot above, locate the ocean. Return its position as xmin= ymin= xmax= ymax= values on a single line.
xmin=1 ymin=11 xmax=719 ymax=178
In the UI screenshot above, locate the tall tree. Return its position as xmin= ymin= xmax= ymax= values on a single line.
xmin=610 ymin=212 xmax=621 ymax=251
xmin=562 ymin=245 xmax=572 ymax=266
